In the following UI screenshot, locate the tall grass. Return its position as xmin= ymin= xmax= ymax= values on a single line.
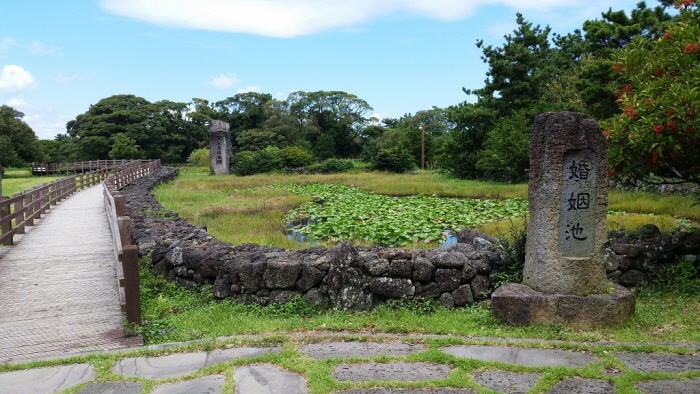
xmin=154 ymin=167 xmax=698 ymax=250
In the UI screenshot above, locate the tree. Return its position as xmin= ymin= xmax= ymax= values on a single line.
xmin=0 ymin=105 xmax=45 ymax=167
xmin=605 ymin=1 xmax=700 ymax=187
xmin=108 ymin=133 xmax=139 ymax=159
xmin=476 ymin=110 xmax=532 ymax=182
xmin=287 ymin=91 xmax=372 ymax=158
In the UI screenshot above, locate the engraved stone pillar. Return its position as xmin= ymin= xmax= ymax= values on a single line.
xmin=524 ymin=111 xmax=608 ymax=295
xmin=209 ymin=120 xmax=231 ymax=175
xmin=491 ymin=112 xmax=634 ymax=327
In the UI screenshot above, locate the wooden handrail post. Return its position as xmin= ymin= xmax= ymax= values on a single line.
xmin=13 ymin=192 xmax=25 ymax=234
xmin=118 ymin=216 xmax=132 ymax=246
xmin=0 ymin=196 xmax=12 ymax=246
xmin=122 ymin=245 xmax=141 ymax=325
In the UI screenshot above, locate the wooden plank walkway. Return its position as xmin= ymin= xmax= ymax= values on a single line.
xmin=0 ymin=185 xmax=140 ymax=363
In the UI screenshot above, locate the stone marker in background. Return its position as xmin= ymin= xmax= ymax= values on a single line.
xmin=209 ymin=120 xmax=231 ymax=175
xmin=491 ymin=112 xmax=635 ymax=327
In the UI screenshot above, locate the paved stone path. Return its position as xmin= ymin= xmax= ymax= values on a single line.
xmin=1 ymin=338 xmax=699 ymax=393
xmin=0 ymin=185 xmax=140 ymax=363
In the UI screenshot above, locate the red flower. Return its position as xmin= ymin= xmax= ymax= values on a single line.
xmin=603 ymin=129 xmax=610 ymax=137
xmin=685 ymin=127 xmax=695 ymax=135
xmin=682 ymin=0 xmax=695 ymax=8
xmin=653 ymin=68 xmax=664 ymax=77
xmin=667 ymin=122 xmax=677 ymax=132
xmin=670 ymin=72 xmax=678 ymax=77
xmin=684 ymin=44 xmax=699 ymax=53
xmin=622 ymin=105 xmax=638 ymax=118
xmin=644 ymin=98 xmax=653 ymax=105
xmin=651 ymin=151 xmax=659 ymax=165
xmin=608 ymin=169 xmax=617 ymax=178
xmin=667 ymin=108 xmax=675 ymax=117
xmin=612 ymin=63 xmax=624 ymax=72
xmin=664 ymin=32 xmax=672 ymax=40
xmin=654 ymin=125 xmax=664 ymax=136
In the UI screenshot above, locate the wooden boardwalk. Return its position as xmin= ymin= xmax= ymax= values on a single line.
xmin=0 ymin=185 xmax=140 ymax=363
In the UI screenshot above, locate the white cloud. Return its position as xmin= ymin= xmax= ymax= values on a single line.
xmin=237 ymin=85 xmax=260 ymax=94
xmin=0 ymin=65 xmax=37 ymax=92
xmin=100 ymin=0 xmax=483 ymax=38
xmin=209 ymin=73 xmax=239 ymax=89
xmin=5 ymin=97 xmax=29 ymax=108
xmin=100 ymin=0 xmax=640 ymax=38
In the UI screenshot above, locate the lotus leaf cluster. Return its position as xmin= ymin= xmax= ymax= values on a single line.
xmin=276 ymin=183 xmax=528 ymax=246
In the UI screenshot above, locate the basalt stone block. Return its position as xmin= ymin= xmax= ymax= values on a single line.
xmin=461 ymin=263 xmax=477 ymax=281
xmin=303 ymin=288 xmax=329 ymax=309
xmin=619 ymin=269 xmax=647 ymax=287
xmin=452 ymin=284 xmax=474 ymax=307
xmin=611 ymin=243 xmax=643 ymax=258
xmin=439 ymin=292 xmax=455 ymax=308
xmin=412 ymin=257 xmax=435 ymax=282
xmin=430 ymin=252 xmax=467 ymax=268
xmin=470 ymin=275 xmax=491 ymax=300
xmin=239 ymin=260 xmax=267 ymax=293
xmin=363 ymin=259 xmax=389 ymax=276
xmin=389 ymin=259 xmax=413 ymax=278
xmin=491 ymin=283 xmax=635 ymax=327
xmin=415 ymin=281 xmax=441 ymax=298
xmin=264 ymin=260 xmax=302 ymax=290
xmin=434 ymin=269 xmax=461 ymax=292
xmin=369 ymin=277 xmax=415 ymax=299
xmin=296 ymin=264 xmax=326 ymax=292
xmin=466 ymin=258 xmax=491 ymax=274
xmin=269 ymin=290 xmax=301 ymax=304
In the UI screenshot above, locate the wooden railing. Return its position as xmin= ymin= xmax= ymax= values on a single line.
xmin=0 ymin=167 xmax=113 ymax=247
xmin=1 ymin=159 xmax=161 ymax=325
xmin=103 ymin=159 xmax=161 ymax=324
xmin=31 ymin=160 xmax=146 ymax=175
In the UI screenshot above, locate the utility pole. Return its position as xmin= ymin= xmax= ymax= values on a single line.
xmin=420 ymin=123 xmax=425 ymax=170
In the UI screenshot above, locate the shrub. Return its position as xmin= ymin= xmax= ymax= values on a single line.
xmin=372 ymin=147 xmax=415 ymax=173
xmin=318 ymin=158 xmax=354 ymax=173
xmin=231 ymin=146 xmax=285 ymax=176
xmin=231 ymin=151 xmax=257 ymax=175
xmin=282 ymin=146 xmax=314 ymax=167
xmin=189 ymin=148 xmax=210 ymax=167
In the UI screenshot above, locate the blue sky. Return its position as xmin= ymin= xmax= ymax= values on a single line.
xmin=2 ymin=0 xmax=644 ymax=140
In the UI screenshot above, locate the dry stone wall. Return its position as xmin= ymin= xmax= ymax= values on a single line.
xmin=123 ymin=168 xmax=503 ymax=310
xmin=123 ymin=169 xmax=699 ymax=310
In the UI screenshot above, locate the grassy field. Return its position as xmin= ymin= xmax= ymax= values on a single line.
xmin=1 ymin=168 xmax=62 ymax=196
xmin=153 ymin=167 xmax=698 ymax=249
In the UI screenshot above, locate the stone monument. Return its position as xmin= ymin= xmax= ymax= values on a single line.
xmin=491 ymin=112 xmax=635 ymax=327
xmin=209 ymin=120 xmax=231 ymax=175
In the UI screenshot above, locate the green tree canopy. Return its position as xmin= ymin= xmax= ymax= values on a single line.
xmin=0 ymin=105 xmax=45 ymax=167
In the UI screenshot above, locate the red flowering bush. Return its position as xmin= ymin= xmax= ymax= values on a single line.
xmin=605 ymin=4 xmax=700 ymax=186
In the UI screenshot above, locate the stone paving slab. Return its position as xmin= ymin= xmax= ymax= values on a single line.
xmin=473 ymin=370 xmax=541 ymax=394
xmin=151 ymin=374 xmax=225 ymax=394
xmin=441 ymin=345 xmax=599 ymax=368
xmin=546 ymin=378 xmax=616 ymax=394
xmin=334 ymin=390 xmax=476 ymax=394
xmin=636 ymin=378 xmax=700 ymax=394
xmin=0 ymin=363 xmax=96 ymax=394
xmin=333 ymin=362 xmax=452 ymax=382
xmin=113 ymin=347 xmax=281 ymax=379
xmin=614 ymin=352 xmax=700 ymax=373
xmin=78 ymin=381 xmax=143 ymax=394
xmin=234 ymin=365 xmax=308 ymax=394
xmin=300 ymin=341 xmax=427 ymax=359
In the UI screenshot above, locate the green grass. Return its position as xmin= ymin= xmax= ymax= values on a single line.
xmin=154 ymin=167 xmax=698 ymax=249
xmin=1 ymin=167 xmax=62 ymax=196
